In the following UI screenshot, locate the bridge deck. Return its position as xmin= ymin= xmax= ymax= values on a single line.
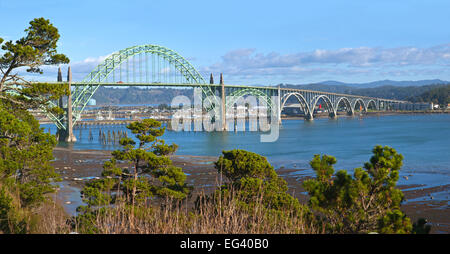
xmin=43 ymin=81 xmax=409 ymax=103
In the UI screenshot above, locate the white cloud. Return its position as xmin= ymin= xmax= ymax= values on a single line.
xmin=9 ymin=43 xmax=450 ymax=84
xmin=17 ymin=54 xmax=111 ymax=82
xmin=200 ymin=43 xmax=450 ymax=82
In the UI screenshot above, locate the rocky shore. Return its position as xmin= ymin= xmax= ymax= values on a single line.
xmin=51 ymin=147 xmax=449 ymax=234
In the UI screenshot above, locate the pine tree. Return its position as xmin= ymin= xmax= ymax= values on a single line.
xmin=0 ymin=17 xmax=69 ymax=114
xmin=303 ymin=145 xmax=425 ymax=233
xmin=0 ymin=17 xmax=68 ymax=233
xmin=77 ymin=119 xmax=191 ymax=231
xmin=212 ymin=149 xmax=306 ymax=215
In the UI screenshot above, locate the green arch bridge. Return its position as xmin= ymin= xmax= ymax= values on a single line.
xmin=45 ymin=44 xmax=416 ymax=141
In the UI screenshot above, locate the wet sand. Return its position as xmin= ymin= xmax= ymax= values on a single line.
xmin=52 ymin=147 xmax=449 ymax=234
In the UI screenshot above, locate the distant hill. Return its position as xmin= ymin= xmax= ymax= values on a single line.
xmin=278 ymin=82 xmax=450 ymax=101
xmin=348 ymin=84 xmax=449 ymax=100
xmin=409 ymin=85 xmax=450 ymax=106
xmin=91 ymin=80 xmax=450 ymax=105
xmin=280 ymin=83 xmax=355 ymax=94
xmin=92 ymin=87 xmax=193 ymax=105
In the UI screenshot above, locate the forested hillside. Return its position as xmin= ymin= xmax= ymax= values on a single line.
xmin=91 ymin=83 xmax=450 ymax=105
xmin=408 ymin=85 xmax=450 ymax=106
xmin=92 ymin=87 xmax=194 ymax=105
xmin=280 ymin=83 xmax=449 ymax=101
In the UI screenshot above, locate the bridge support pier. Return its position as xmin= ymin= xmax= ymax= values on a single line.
xmin=305 ymin=111 xmax=314 ymax=121
xmin=277 ymin=86 xmax=282 ymax=124
xmin=65 ymin=67 xmax=77 ymax=142
xmin=329 ymin=111 xmax=337 ymax=118
xmin=220 ymin=73 xmax=227 ymax=131
xmin=57 ymin=67 xmax=77 ymax=142
xmin=56 ymin=68 xmax=65 ymax=141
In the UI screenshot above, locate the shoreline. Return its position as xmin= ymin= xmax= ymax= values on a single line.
xmin=38 ymin=110 xmax=450 ymax=125
xmin=282 ymin=110 xmax=449 ymax=120
xmin=51 ymin=147 xmax=449 ymax=234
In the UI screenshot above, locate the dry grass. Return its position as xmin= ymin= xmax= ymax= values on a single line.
xmin=4 ymin=174 xmax=321 ymax=234
xmin=69 ymin=189 xmax=322 ymax=234
xmin=0 ymin=184 xmax=70 ymax=234
xmin=30 ymin=199 xmax=72 ymax=234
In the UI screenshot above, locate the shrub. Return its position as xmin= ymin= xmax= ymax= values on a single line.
xmin=303 ymin=145 xmax=427 ymax=234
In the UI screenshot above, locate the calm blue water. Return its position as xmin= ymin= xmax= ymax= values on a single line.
xmin=43 ymin=114 xmax=450 ymax=188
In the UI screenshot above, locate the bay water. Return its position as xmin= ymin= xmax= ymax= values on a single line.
xmin=43 ymin=113 xmax=450 ymax=203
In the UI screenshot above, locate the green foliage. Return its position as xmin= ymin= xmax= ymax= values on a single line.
xmin=0 ymin=99 xmax=61 ymax=233
xmin=0 ymin=102 xmax=61 ymax=207
xmin=73 ymin=206 xmax=105 ymax=234
xmin=77 ymin=119 xmax=191 ymax=229
xmin=0 ymin=186 xmax=28 ymax=233
xmin=0 ymin=17 xmax=69 ymax=112
xmin=303 ymin=145 xmax=426 ymax=234
xmin=213 ymin=149 xmax=306 ymax=215
xmin=378 ymin=209 xmax=412 ymax=234
xmin=0 ymin=17 xmax=69 ymax=74
xmin=73 ymin=144 xmax=431 ymax=234
xmin=0 ymin=17 xmax=66 ymax=233
xmin=216 ymin=149 xmax=278 ymax=182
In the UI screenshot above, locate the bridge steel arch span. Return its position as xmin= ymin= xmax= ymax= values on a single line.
xmin=52 ymin=44 xmax=213 ymax=129
xmin=280 ymin=92 xmax=311 ymax=118
xmin=351 ymin=98 xmax=367 ymax=112
xmin=310 ymin=94 xmax=335 ymax=119
xmin=365 ymin=99 xmax=378 ymax=111
xmin=334 ymin=97 xmax=354 ymax=116
xmin=226 ymin=88 xmax=273 ymax=113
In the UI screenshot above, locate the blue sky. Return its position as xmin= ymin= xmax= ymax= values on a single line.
xmin=1 ymin=0 xmax=450 ymax=85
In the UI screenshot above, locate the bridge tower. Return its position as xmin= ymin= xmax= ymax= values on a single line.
xmin=209 ymin=73 xmax=214 ymax=84
xmin=65 ymin=67 xmax=76 ymax=142
xmin=56 ymin=67 xmax=77 ymax=142
xmin=56 ymin=68 xmax=64 ymax=141
xmin=220 ymin=73 xmax=227 ymax=131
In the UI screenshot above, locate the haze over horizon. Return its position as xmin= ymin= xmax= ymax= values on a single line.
xmin=1 ymin=0 xmax=450 ymax=85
